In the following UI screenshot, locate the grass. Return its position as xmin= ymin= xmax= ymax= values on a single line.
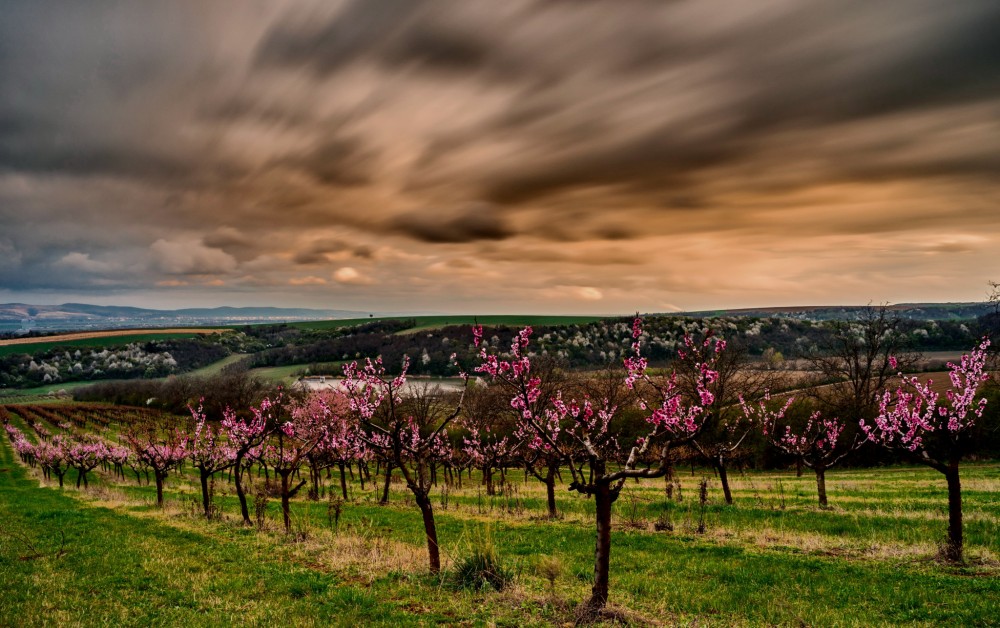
xmin=184 ymin=353 xmax=249 ymax=378
xmin=289 ymin=315 xmax=607 ymax=332
xmin=1 ymin=408 xmax=998 ymax=625
xmin=249 ymin=364 xmax=315 ymax=384
xmin=0 ymin=380 xmax=116 ymax=406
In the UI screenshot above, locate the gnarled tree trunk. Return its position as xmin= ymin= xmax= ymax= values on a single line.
xmin=200 ymin=469 xmax=212 ymax=518
xmin=235 ymin=462 xmax=252 ymax=525
xmin=815 ymin=466 xmax=828 ymax=508
xmin=415 ymin=492 xmax=441 ymax=574
xmin=587 ymin=479 xmax=615 ymax=611
xmin=380 ymin=463 xmax=393 ymax=504
xmin=716 ymin=459 xmax=733 ymax=505
xmin=944 ymin=462 xmax=963 ymax=562
xmin=545 ymin=462 xmax=559 ymax=518
xmin=154 ymin=470 xmax=165 ymax=507
xmin=338 ymin=461 xmax=348 ymax=500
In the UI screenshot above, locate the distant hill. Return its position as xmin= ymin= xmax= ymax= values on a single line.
xmin=0 ymin=303 xmax=378 ymax=332
xmin=2 ymin=300 xmax=993 ymax=335
xmin=679 ymin=302 xmax=992 ymax=321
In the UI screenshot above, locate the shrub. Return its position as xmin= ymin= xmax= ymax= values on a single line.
xmin=451 ymin=525 xmax=512 ymax=592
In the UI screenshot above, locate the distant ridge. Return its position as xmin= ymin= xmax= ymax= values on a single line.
xmin=0 ymin=303 xmax=385 ymax=332
xmin=2 ymin=300 xmax=993 ymax=334
xmin=679 ymin=302 xmax=992 ymax=321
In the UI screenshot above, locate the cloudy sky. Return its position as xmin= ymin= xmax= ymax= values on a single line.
xmin=1 ymin=1 xmax=998 ymax=314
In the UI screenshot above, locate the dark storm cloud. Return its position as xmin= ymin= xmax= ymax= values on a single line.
xmin=282 ymin=136 xmax=378 ymax=187
xmin=392 ymin=205 xmax=513 ymax=244
xmin=255 ymin=0 xmax=430 ymax=77
xmin=445 ymin=1 xmax=1000 ymax=205
xmin=1 ymin=0 xmax=999 ymax=308
xmin=0 ymin=2 xmax=215 ymax=184
xmin=483 ymin=132 xmax=744 ymax=205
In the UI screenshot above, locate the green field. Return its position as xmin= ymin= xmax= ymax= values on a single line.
xmin=249 ymin=364 xmax=313 ymax=384
xmin=290 ymin=314 xmax=608 ymax=332
xmin=0 ymin=380 xmax=111 ymax=405
xmin=0 ymin=333 xmax=204 ymax=357
xmin=185 ymin=353 xmax=249 ymax=378
xmin=1 ymin=405 xmax=997 ymax=626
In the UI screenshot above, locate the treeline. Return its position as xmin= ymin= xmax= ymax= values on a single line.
xmin=0 ymin=337 xmax=230 ymax=388
xmin=72 ymin=368 xmax=289 ymax=420
xmin=237 ymin=314 xmax=992 ymax=377
xmin=239 ymin=319 xmax=468 ymax=375
xmin=7 ymin=311 xmax=996 ymax=389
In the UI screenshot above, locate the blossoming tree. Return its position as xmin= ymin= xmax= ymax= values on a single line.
xmin=302 ymin=389 xmax=361 ymax=501
xmin=861 ymin=339 xmax=991 ymax=561
xmin=265 ymin=396 xmax=331 ymax=532
xmin=341 ymin=355 xmax=466 ymax=574
xmin=188 ymin=402 xmax=236 ymax=519
xmin=475 ymin=319 xmax=724 ymax=611
xmin=741 ymin=395 xmax=856 ymax=507
xmin=39 ymin=438 xmax=73 ymax=487
xmin=221 ymin=396 xmax=280 ymax=525
xmin=67 ymin=437 xmax=110 ymax=489
xmin=123 ymin=418 xmax=188 ymax=507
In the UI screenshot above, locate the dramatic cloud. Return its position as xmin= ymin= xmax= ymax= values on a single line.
xmin=55 ymin=253 xmax=116 ymax=274
xmin=1 ymin=0 xmax=999 ymax=312
xmin=392 ymin=204 xmax=512 ymax=243
xmin=150 ymin=239 xmax=238 ymax=276
xmin=333 ymin=266 xmax=374 ymax=285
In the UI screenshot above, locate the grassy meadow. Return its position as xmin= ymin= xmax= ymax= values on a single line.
xmin=1 ymin=404 xmax=998 ymax=626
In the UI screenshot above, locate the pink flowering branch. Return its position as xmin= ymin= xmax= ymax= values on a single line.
xmin=861 ymin=338 xmax=991 ymax=561
xmin=340 ymin=349 xmax=468 ymax=574
xmin=862 ymin=338 xmax=990 ymax=463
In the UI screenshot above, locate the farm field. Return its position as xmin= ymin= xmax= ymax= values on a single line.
xmin=2 ymin=403 xmax=998 ymax=626
xmin=248 ymin=363 xmax=315 ymax=384
xmin=0 ymin=328 xmax=231 ymax=356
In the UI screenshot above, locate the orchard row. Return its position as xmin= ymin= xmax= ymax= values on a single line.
xmin=2 ymin=319 xmax=993 ymax=612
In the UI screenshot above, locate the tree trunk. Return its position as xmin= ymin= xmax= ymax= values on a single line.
xmin=280 ymin=471 xmax=292 ymax=533
xmin=200 ymin=470 xmax=211 ymax=518
xmin=944 ymin=463 xmax=963 ymax=562
xmin=309 ymin=462 xmax=320 ymax=500
xmin=339 ymin=461 xmax=348 ymax=500
xmin=154 ymin=471 xmax=165 ymax=507
xmin=235 ymin=463 xmax=252 ymax=525
xmin=545 ymin=463 xmax=558 ymax=518
xmin=717 ymin=461 xmax=733 ymax=505
xmin=416 ymin=493 xmax=441 ymax=574
xmin=815 ymin=467 xmax=828 ymax=508
xmin=380 ymin=463 xmax=393 ymax=504
xmin=484 ymin=467 xmax=495 ymax=496
xmin=587 ymin=480 xmax=614 ymax=611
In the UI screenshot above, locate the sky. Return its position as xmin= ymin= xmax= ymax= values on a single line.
xmin=1 ymin=0 xmax=999 ymax=314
